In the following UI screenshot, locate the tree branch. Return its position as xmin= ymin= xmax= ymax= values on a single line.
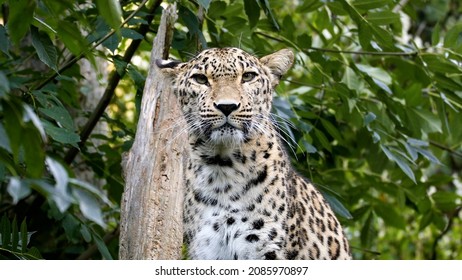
xmin=429 ymin=140 xmax=462 ymax=159
xmin=431 ymin=206 xmax=461 ymax=259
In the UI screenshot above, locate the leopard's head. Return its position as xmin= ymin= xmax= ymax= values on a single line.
xmin=157 ymin=47 xmax=294 ymax=146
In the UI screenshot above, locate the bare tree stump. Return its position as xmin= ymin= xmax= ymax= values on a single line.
xmin=119 ymin=4 xmax=186 ymax=260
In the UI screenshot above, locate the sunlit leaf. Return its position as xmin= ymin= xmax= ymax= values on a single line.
xmin=7 ymin=178 xmax=31 ymax=204
xmin=408 ymin=108 xmax=442 ymax=134
xmin=381 ymin=145 xmax=416 ymax=183
xmin=46 ymin=157 xmax=71 ymax=212
xmin=96 ymin=0 xmax=123 ymax=31
xmin=73 ymin=188 xmax=105 ymax=227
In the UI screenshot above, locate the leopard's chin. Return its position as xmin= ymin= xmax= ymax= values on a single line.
xmin=209 ymin=124 xmax=245 ymax=145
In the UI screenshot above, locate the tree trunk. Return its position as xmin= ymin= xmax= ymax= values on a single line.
xmin=119 ymin=4 xmax=185 ymax=260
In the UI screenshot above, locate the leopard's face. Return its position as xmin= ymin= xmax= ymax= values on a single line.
xmin=157 ymin=47 xmax=294 ymax=145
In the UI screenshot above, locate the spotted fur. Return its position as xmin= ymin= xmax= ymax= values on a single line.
xmin=156 ymin=47 xmax=351 ymax=260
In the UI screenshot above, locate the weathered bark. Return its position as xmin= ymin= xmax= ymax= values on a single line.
xmin=119 ymin=4 xmax=186 ymax=260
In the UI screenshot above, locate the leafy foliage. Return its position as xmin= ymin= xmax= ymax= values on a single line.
xmin=1 ymin=0 xmax=461 ymax=259
xmin=0 ymin=215 xmax=42 ymax=259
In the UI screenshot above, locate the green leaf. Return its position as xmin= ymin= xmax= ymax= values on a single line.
xmin=300 ymin=138 xmax=317 ymax=154
xmin=352 ymin=0 xmax=390 ymax=10
xmin=0 ymin=24 xmax=10 ymax=57
xmin=360 ymin=210 xmax=376 ymax=248
xmin=415 ymin=147 xmax=440 ymax=164
xmin=358 ymin=22 xmax=373 ymax=50
xmin=0 ymin=71 xmax=10 ymax=98
xmin=56 ymin=22 xmax=88 ymax=56
xmin=381 ymin=145 xmax=416 ymax=183
xmin=7 ymin=177 xmax=31 ymax=204
xmin=0 ymin=123 xmax=11 ymax=152
xmin=314 ymin=128 xmax=332 ymax=152
xmin=1 ymin=214 xmax=11 ymax=249
xmin=366 ymin=11 xmax=400 ymax=26
xmin=20 ymin=219 xmax=28 ymax=253
xmin=370 ymin=25 xmax=394 ymax=49
xmin=321 ymin=118 xmax=344 ymax=144
xmin=432 ymin=23 xmax=441 ymax=46
xmin=419 ymin=210 xmax=433 ymax=230
xmin=444 ymin=23 xmax=462 ymax=53
xmin=297 ymin=0 xmax=324 ymax=13
xmin=93 ymin=234 xmax=113 ymax=260
xmin=26 ymin=247 xmax=42 ymax=259
xmin=120 ymin=28 xmax=144 ymax=40
xmin=103 ymin=33 xmax=119 ymax=53
xmin=374 ymin=203 xmax=406 ymax=229
xmin=127 ymin=65 xmax=146 ymax=89
xmin=421 ymin=54 xmax=461 ymax=74
xmin=31 ymin=26 xmax=58 ymax=72
xmin=408 ymin=108 xmax=442 ymax=134
xmin=2 ymin=100 xmax=22 ymax=161
xmin=342 ymin=67 xmax=362 ymax=91
xmin=7 ymin=0 xmax=36 ymax=45
xmin=96 ymin=0 xmax=123 ymax=31
xmin=258 ymin=0 xmax=279 ymax=31
xmin=42 ymin=120 xmax=80 ymax=147
xmin=11 ymin=216 xmax=18 ymax=251
xmin=323 ymin=192 xmax=353 ymax=219
xmin=244 ymin=0 xmax=260 ymax=29
xmin=39 ymin=105 xmax=75 ymax=131
xmin=80 ymin=224 xmax=92 ymax=243
xmin=432 ymin=191 xmax=461 ymax=212
xmin=22 ymin=131 xmax=45 ymax=177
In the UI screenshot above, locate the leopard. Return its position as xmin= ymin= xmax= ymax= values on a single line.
xmin=156 ymin=47 xmax=351 ymax=260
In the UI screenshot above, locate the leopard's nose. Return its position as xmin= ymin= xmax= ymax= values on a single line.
xmin=213 ymin=101 xmax=240 ymax=117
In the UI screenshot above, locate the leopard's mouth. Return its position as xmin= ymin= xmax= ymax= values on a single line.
xmin=207 ymin=122 xmax=247 ymax=144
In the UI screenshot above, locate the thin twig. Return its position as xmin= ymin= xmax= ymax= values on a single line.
xmin=429 ymin=140 xmax=462 ymax=158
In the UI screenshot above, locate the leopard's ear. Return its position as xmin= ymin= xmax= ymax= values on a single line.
xmin=155 ymin=59 xmax=184 ymax=78
xmin=260 ymin=49 xmax=294 ymax=87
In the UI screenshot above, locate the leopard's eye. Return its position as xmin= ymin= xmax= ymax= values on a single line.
xmin=191 ymin=74 xmax=209 ymax=85
xmin=242 ymin=72 xmax=257 ymax=83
